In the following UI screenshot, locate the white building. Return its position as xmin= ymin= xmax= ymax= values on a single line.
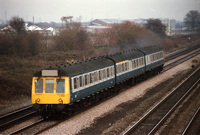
xmin=27 ymin=25 xmax=43 ymax=32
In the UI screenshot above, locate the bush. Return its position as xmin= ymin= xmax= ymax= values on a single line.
xmin=0 ymin=34 xmax=14 ymax=55
xmin=0 ymin=32 xmax=42 ymax=57
xmin=111 ymin=22 xmax=144 ymax=46
xmin=146 ymin=19 xmax=166 ymax=37
xmin=27 ymin=32 xmax=42 ymax=55
xmin=54 ymin=23 xmax=89 ymax=52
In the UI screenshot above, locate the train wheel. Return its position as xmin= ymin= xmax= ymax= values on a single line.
xmin=66 ymin=105 xmax=74 ymax=116
xmin=129 ymin=78 xmax=135 ymax=86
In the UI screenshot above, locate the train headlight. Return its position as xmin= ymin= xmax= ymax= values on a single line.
xmin=36 ymin=98 xmax=40 ymax=102
xmin=59 ymin=98 xmax=63 ymax=102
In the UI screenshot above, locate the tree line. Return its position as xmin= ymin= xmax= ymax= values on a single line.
xmin=0 ymin=10 xmax=199 ymax=58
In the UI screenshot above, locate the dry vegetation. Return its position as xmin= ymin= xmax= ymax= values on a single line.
xmin=0 ymin=21 xmax=200 ymax=107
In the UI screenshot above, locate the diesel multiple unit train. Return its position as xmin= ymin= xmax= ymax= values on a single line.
xmin=32 ymin=45 xmax=164 ymax=115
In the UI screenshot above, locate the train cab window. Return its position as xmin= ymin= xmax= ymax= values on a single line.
xmin=56 ymin=79 xmax=65 ymax=93
xmin=35 ymin=79 xmax=43 ymax=93
xmin=45 ymin=79 xmax=54 ymax=93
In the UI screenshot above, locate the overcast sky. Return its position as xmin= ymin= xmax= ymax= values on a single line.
xmin=1 ymin=0 xmax=200 ymax=23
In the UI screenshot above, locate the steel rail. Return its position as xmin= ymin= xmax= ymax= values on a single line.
xmin=163 ymin=50 xmax=200 ymax=71
xmin=0 ymin=111 xmax=37 ymax=128
xmin=123 ymin=67 xmax=200 ymax=135
xmin=0 ymin=105 xmax=36 ymax=129
xmin=165 ymin=44 xmax=200 ymax=62
xmin=181 ymin=106 xmax=200 ymax=135
xmin=0 ymin=105 xmax=33 ymax=119
xmin=148 ymin=77 xmax=200 ymax=135
xmin=9 ymin=118 xmax=44 ymax=135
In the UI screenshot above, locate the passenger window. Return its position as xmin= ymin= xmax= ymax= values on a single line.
xmin=79 ymin=76 xmax=83 ymax=87
xmin=121 ymin=63 xmax=124 ymax=72
xmin=134 ymin=60 xmax=137 ymax=67
xmin=103 ymin=69 xmax=106 ymax=79
xmin=105 ymin=69 xmax=107 ymax=79
xmin=138 ymin=59 xmax=141 ymax=66
xmin=125 ymin=62 xmax=128 ymax=70
xmin=74 ymin=78 xmax=77 ymax=89
xmin=142 ymin=58 xmax=144 ymax=65
xmin=94 ymin=72 xmax=98 ymax=82
xmin=76 ymin=78 xmax=79 ymax=88
xmin=99 ymin=71 xmax=102 ymax=80
xmin=45 ymin=79 xmax=54 ymax=93
xmin=111 ymin=67 xmax=114 ymax=76
xmin=107 ymin=68 xmax=110 ymax=77
xmin=90 ymin=73 xmax=93 ymax=84
xmin=35 ymin=79 xmax=43 ymax=93
xmin=117 ymin=65 xmax=119 ymax=73
xmin=84 ymin=74 xmax=88 ymax=85
xmin=119 ymin=65 xmax=122 ymax=73
xmin=56 ymin=79 xmax=65 ymax=93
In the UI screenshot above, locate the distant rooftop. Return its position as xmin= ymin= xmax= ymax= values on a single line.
xmin=90 ymin=19 xmax=124 ymax=26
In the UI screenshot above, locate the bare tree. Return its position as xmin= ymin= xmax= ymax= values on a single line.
xmin=10 ymin=16 xmax=26 ymax=34
xmin=146 ymin=19 xmax=166 ymax=37
xmin=184 ymin=10 xmax=200 ymax=31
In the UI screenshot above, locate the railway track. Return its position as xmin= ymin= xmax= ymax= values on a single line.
xmin=9 ymin=118 xmax=44 ymax=135
xmin=182 ymin=106 xmax=200 ymax=135
xmin=8 ymin=116 xmax=67 ymax=135
xmin=123 ymin=67 xmax=200 ymax=135
xmin=0 ymin=105 xmax=36 ymax=132
xmin=163 ymin=49 xmax=200 ymax=71
xmin=165 ymin=43 xmax=200 ymax=62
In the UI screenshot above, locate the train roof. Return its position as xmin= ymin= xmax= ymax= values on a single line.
xmin=107 ymin=50 xmax=143 ymax=63
xmin=33 ymin=57 xmax=114 ymax=77
xmin=138 ymin=45 xmax=163 ymax=55
xmin=33 ymin=45 xmax=163 ymax=77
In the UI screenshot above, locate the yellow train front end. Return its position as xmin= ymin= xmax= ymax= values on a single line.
xmin=31 ymin=70 xmax=71 ymax=115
